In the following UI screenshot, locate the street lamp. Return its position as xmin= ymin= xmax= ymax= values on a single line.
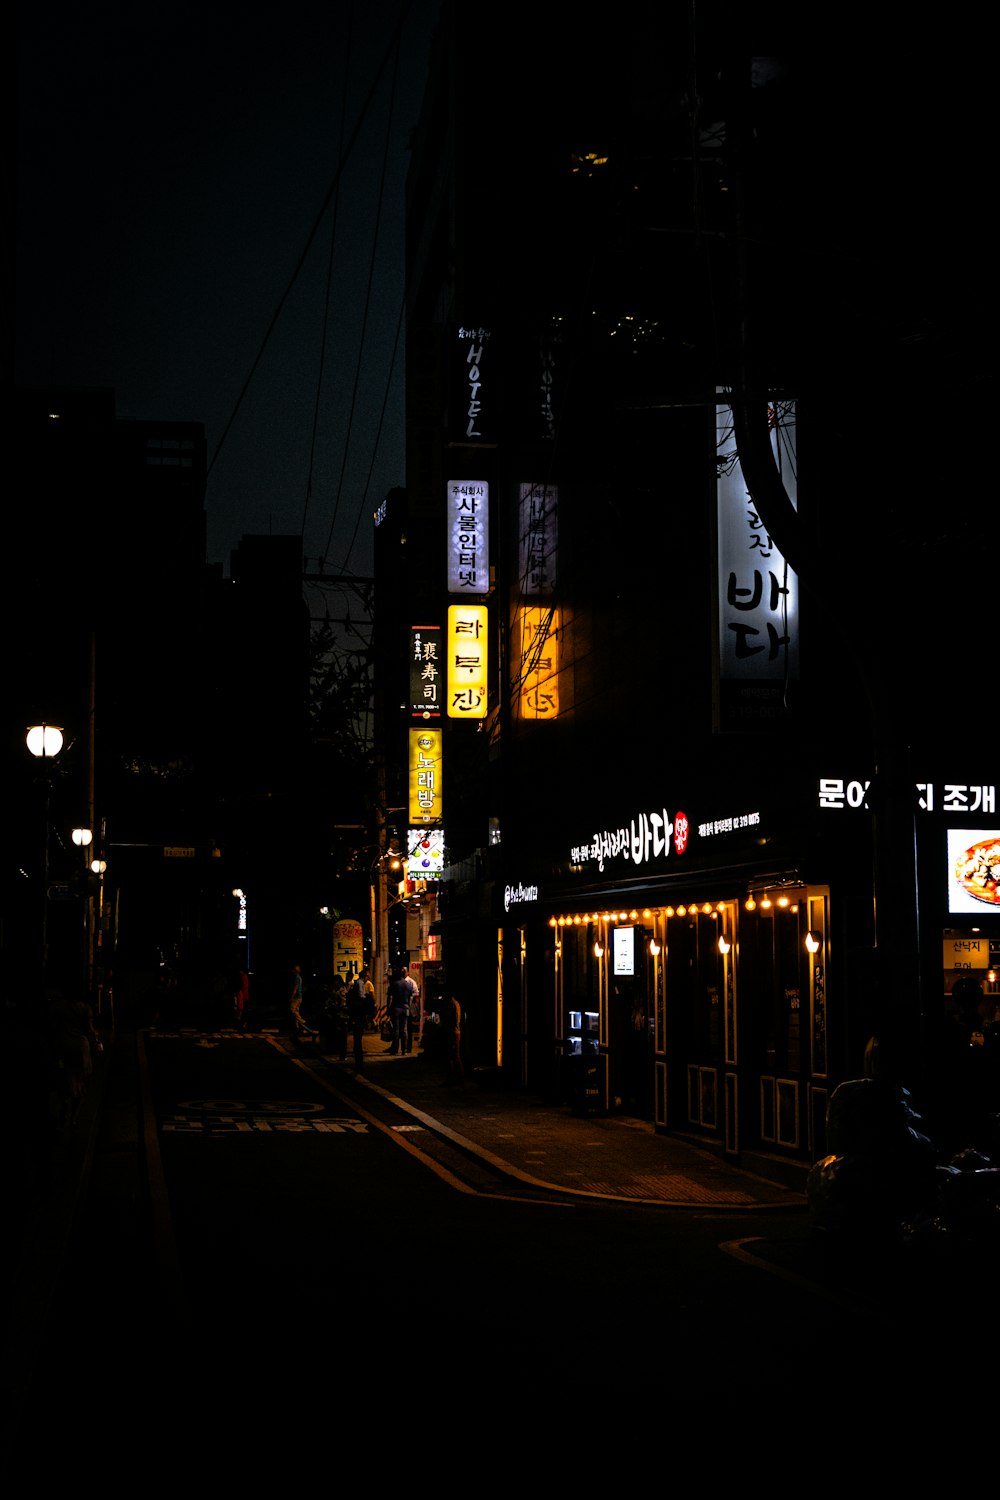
xmin=26 ymin=723 xmax=64 ymax=760
xmin=26 ymin=723 xmax=65 ymax=981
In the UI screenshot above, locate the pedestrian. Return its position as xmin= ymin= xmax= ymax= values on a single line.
xmin=362 ymin=967 xmax=377 ymax=1033
xmin=386 ymin=965 xmax=418 ymax=1055
xmin=442 ymin=991 xmax=464 ymax=1086
xmin=320 ymin=975 xmax=349 ymax=1059
xmin=289 ymin=964 xmax=308 ymax=1036
xmin=346 ymin=969 xmax=368 ymax=1071
xmin=233 ymin=967 xmax=250 ymax=1029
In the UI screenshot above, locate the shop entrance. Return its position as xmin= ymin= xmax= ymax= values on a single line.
xmin=607 ymin=924 xmax=655 ymax=1118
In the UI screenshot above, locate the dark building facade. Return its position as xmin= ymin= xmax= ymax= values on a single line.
xmin=5 ymin=387 xmax=317 ymax=1013
xmin=387 ymin=3 xmax=999 ymax=1172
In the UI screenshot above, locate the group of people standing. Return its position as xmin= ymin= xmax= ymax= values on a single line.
xmin=285 ymin=960 xmax=464 ymax=1085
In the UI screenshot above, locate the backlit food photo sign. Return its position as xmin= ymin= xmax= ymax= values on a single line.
xmin=947 ymin=828 xmax=1000 ymax=915
xmin=447 ymin=479 xmax=489 ymax=594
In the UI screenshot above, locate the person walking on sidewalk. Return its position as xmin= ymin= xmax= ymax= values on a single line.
xmin=346 ymin=970 xmax=368 ymax=1071
xmin=289 ymin=964 xmax=307 ymax=1036
xmin=442 ymin=991 xmax=464 ymax=1086
xmin=386 ymin=965 xmax=418 ymax=1055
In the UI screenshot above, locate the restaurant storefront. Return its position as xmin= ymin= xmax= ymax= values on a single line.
xmin=490 ymin=767 xmax=998 ymax=1172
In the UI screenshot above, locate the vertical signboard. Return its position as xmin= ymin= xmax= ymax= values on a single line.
xmin=517 ymin=606 xmax=560 ymax=719
xmin=407 ymin=828 xmax=445 ymax=877
xmin=518 ymin=482 xmax=558 ymax=596
xmin=451 ymin=325 xmax=493 ymax=444
xmin=716 ymin=398 xmax=799 ymax=729
xmin=409 ymin=728 xmax=443 ymax=825
xmin=410 ymin=624 xmax=442 ymax=719
xmin=333 ymin=918 xmax=364 ymax=981
xmin=447 ymin=479 xmax=489 ymax=594
xmin=447 ymin=603 xmax=488 ymax=718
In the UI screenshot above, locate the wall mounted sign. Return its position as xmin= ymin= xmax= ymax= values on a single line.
xmin=447 ymin=603 xmax=488 ymax=718
xmin=409 ymin=728 xmax=443 ymax=825
xmin=518 ymin=482 xmax=558 ymax=597
xmin=410 ymin=624 xmax=442 ymax=718
xmin=716 ymin=398 xmax=799 ymax=728
xmin=447 ymin=479 xmax=489 ymax=594
xmin=407 ymin=829 xmax=445 ymax=877
xmin=819 ymin=779 xmax=997 ymax=814
xmin=517 ymin=606 xmax=560 ymax=720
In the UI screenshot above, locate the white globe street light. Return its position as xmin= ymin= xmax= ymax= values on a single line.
xmin=26 ymin=723 xmax=64 ymax=759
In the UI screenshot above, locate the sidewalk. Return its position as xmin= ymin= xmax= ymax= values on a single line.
xmin=321 ymin=1030 xmax=810 ymax=1211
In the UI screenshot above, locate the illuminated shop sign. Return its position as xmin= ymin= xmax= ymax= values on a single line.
xmin=716 ymin=398 xmax=799 ymax=728
xmin=518 ymin=482 xmax=558 ymax=596
xmin=454 ymin=326 xmax=491 ymax=442
xmin=410 ymin=624 xmax=441 ymax=719
xmin=943 ymin=936 xmax=990 ymax=972
xmin=818 ymin=779 xmax=997 ymax=813
xmin=407 ymin=829 xmax=445 ymax=877
xmin=447 ymin=479 xmax=489 ymax=594
xmin=571 ymin=808 xmax=689 ymax=876
xmin=333 ymin=918 xmax=364 ymax=979
xmin=538 ymin=341 xmax=557 ymax=443
xmin=946 ymin=828 xmax=1000 ymax=915
xmin=517 ymin=606 xmax=560 ymax=720
xmin=447 ymin=603 xmax=488 ymax=718
xmin=504 ymin=882 xmax=539 ymax=911
xmin=409 ymin=729 xmax=443 ymax=825
xmin=697 ymin=811 xmax=762 ymax=838
xmin=613 ymin=926 xmax=636 ymax=977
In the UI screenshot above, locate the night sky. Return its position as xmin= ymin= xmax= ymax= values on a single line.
xmin=15 ymin=0 xmax=440 ymax=576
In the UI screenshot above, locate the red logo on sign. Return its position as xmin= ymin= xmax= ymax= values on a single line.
xmin=674 ymin=811 xmax=689 ymax=855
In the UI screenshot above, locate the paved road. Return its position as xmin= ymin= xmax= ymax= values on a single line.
xmin=3 ymin=1017 xmax=989 ymax=1481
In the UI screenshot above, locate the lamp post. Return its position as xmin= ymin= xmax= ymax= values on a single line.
xmin=369 ymin=848 xmax=402 ymax=1005
xmin=72 ymin=827 xmax=94 ymax=1001
xmin=26 ymin=723 xmax=64 ymax=983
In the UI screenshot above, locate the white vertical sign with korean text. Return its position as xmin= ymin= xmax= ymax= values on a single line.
xmin=716 ymin=399 xmax=799 ymax=727
xmin=447 ymin=480 xmax=489 ymax=594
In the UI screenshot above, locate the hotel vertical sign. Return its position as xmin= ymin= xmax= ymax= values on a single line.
xmin=451 ymin=325 xmax=492 ymax=444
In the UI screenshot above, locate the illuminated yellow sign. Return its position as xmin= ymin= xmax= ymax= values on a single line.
xmin=409 ymin=729 xmax=443 ymax=825
xmin=447 ymin=603 xmax=488 ymax=718
xmin=518 ymin=606 xmax=560 ymax=719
